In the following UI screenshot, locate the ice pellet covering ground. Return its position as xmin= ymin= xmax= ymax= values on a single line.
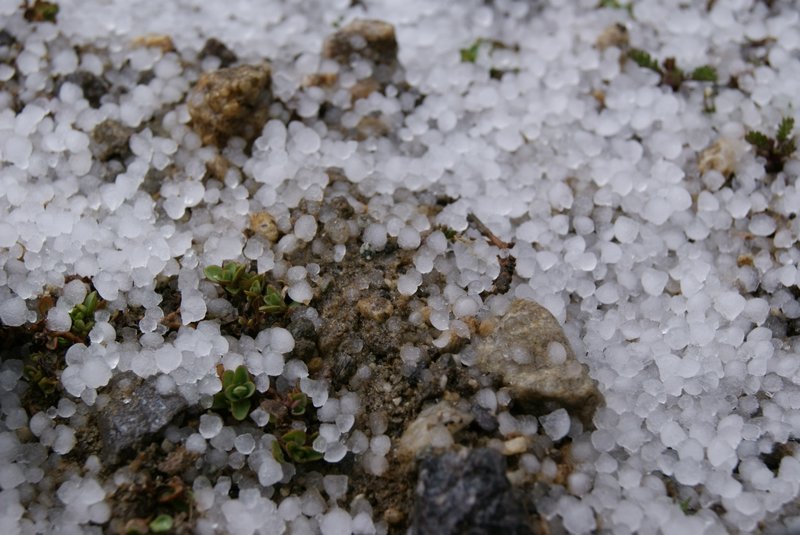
xmin=1 ymin=0 xmax=800 ymax=533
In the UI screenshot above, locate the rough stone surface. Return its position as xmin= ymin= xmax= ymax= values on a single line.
xmin=698 ymin=137 xmax=740 ymax=178
xmin=96 ymin=372 xmax=187 ymax=463
xmin=473 ymin=299 xmax=603 ymax=426
xmin=398 ymin=400 xmax=473 ymax=460
xmin=187 ymin=63 xmax=272 ymax=148
xmin=323 ymin=19 xmax=398 ymax=67
xmin=91 ymin=119 xmax=134 ymax=162
xmin=412 ymin=448 xmax=533 ymax=535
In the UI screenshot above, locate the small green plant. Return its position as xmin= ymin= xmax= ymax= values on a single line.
xmin=272 ymin=429 xmax=323 ymax=464
xmin=213 ymin=365 xmax=256 ymax=420
xmin=204 ymin=262 xmax=293 ymax=332
xmin=460 ymin=39 xmax=483 ymax=63
xmin=68 ymin=291 xmax=99 ymax=340
xmin=23 ymin=0 xmax=58 ymax=22
xmin=148 ymin=514 xmax=173 ymax=533
xmin=627 ymin=48 xmax=717 ymax=91
xmin=745 ymin=116 xmax=796 ymax=174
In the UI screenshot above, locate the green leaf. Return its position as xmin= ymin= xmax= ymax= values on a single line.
xmin=204 ymin=265 xmax=224 ymax=282
xmin=460 ymin=40 xmax=482 ymax=63
xmin=745 ymin=130 xmax=770 ymax=150
xmin=777 ymin=116 xmax=795 ymax=142
xmin=212 ymin=392 xmax=228 ymax=410
xmin=272 ymin=440 xmax=285 ymax=462
xmin=286 ymin=443 xmax=323 ymax=463
xmin=221 ymin=369 xmax=235 ymax=389
xmin=690 ymin=65 xmax=717 ymax=82
xmin=282 ymin=429 xmax=307 ymax=446
xmin=84 ymin=291 xmax=99 ymax=314
xmin=233 ymin=365 xmax=249 ymax=385
xmin=628 ymin=48 xmax=661 ymax=73
xmin=149 ymin=514 xmax=173 ymax=533
xmin=231 ymin=399 xmax=251 ymax=420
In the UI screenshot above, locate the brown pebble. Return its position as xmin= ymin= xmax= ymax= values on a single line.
xmin=357 ymin=295 xmax=394 ymax=322
xmin=249 ymin=211 xmax=279 ymax=242
xmin=383 ymin=507 xmax=404 ymax=525
xmin=187 ymin=63 xmax=273 ymax=148
xmin=132 ymin=34 xmax=175 ymax=53
xmin=205 ymin=155 xmax=230 ymax=181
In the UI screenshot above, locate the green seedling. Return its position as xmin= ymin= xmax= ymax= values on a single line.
xmin=68 ymin=290 xmax=99 ymax=340
xmin=204 ymin=262 xmax=294 ymax=333
xmin=149 ymin=514 xmax=173 ymax=533
xmin=460 ymin=39 xmax=483 ymax=63
xmin=745 ymin=116 xmax=796 ymax=174
xmin=628 ymin=48 xmax=717 ymax=91
xmin=272 ymin=429 xmax=323 ymax=464
xmin=213 ymin=365 xmax=256 ymax=420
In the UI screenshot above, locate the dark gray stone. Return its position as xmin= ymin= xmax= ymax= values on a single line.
xmin=96 ymin=372 xmax=187 ymax=463
xmin=412 ymin=448 xmax=533 ymax=535
xmin=91 ymin=119 xmax=134 ymax=162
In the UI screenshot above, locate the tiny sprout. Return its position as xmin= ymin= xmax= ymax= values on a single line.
xmin=68 ymin=291 xmax=100 ymax=340
xmin=460 ymin=39 xmax=482 ymax=63
xmin=149 ymin=514 xmax=174 ymax=533
xmin=213 ymin=365 xmax=256 ymax=420
xmin=745 ymin=116 xmax=796 ymax=174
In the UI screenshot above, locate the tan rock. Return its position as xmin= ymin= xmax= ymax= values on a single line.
xmin=397 ymin=400 xmax=473 ymax=460
xmin=187 ymin=64 xmax=272 ymax=148
xmin=249 ymin=211 xmax=279 ymax=242
xmin=473 ymin=299 xmax=603 ymax=426
xmin=698 ymin=137 xmax=740 ymax=178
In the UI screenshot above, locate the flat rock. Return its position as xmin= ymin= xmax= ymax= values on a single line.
xmin=96 ymin=372 xmax=187 ymax=463
xmin=187 ymin=63 xmax=272 ymax=148
xmin=473 ymin=299 xmax=603 ymax=426
xmin=412 ymin=448 xmax=533 ymax=535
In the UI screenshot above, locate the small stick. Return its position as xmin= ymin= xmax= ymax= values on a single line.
xmin=467 ymin=213 xmax=513 ymax=250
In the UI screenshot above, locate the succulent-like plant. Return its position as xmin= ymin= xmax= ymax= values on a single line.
xmin=68 ymin=291 xmax=99 ymax=340
xmin=213 ymin=365 xmax=256 ymax=420
xmin=272 ymin=429 xmax=323 ymax=464
xmin=204 ymin=262 xmax=293 ymax=333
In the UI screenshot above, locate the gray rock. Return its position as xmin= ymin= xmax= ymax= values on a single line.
xmin=96 ymin=372 xmax=187 ymax=463
xmin=474 ymin=299 xmax=603 ymax=426
xmin=187 ymin=63 xmax=272 ymax=148
xmin=90 ymin=119 xmax=133 ymax=162
xmin=412 ymin=448 xmax=533 ymax=535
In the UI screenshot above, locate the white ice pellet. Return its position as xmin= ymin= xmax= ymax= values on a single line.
xmin=369 ymin=435 xmax=391 ymax=456
xmin=641 ymin=268 xmax=668 ymax=296
xmin=46 ymin=307 xmax=72 ymax=332
xmin=319 ymin=508 xmax=352 ymax=535
xmin=294 ymin=215 xmax=318 ymax=242
xmin=323 ymin=475 xmax=349 ymax=502
xmin=0 ymin=222 xmax=19 ymax=248
xmin=714 ymin=291 xmax=746 ymax=321
xmin=52 ymin=425 xmax=76 ymax=454
xmin=540 ymin=408 xmax=570 ymax=441
xmin=294 ymin=127 xmax=321 ymax=154
xmin=397 ymin=226 xmax=421 ymax=250
xmin=0 ymin=297 xmax=27 ymax=327
xmin=199 ymin=414 xmax=223 ymax=439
